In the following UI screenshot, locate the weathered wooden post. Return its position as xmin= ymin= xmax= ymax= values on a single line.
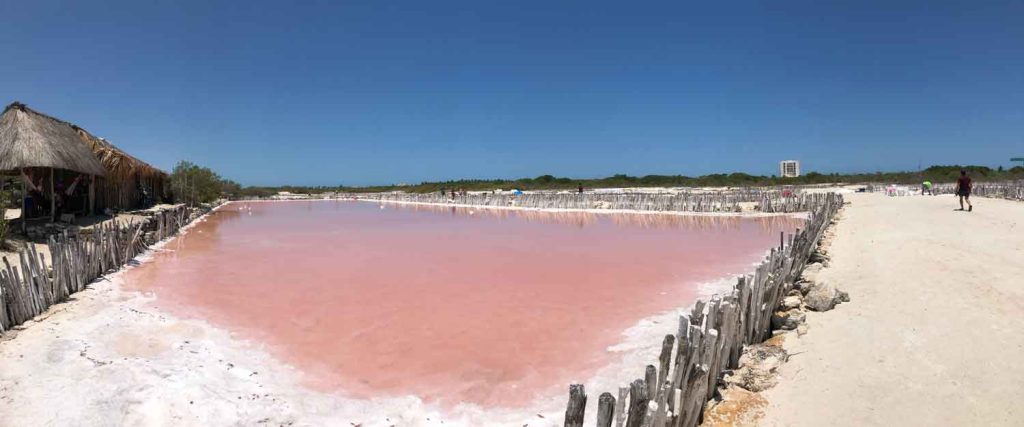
xmin=644 ymin=365 xmax=657 ymax=400
xmin=625 ymin=379 xmax=649 ymax=427
xmin=656 ymin=334 xmax=674 ymax=398
xmin=564 ymin=384 xmax=587 ymax=427
xmin=615 ymin=387 xmax=628 ymax=427
xmin=596 ymin=392 xmax=616 ymax=427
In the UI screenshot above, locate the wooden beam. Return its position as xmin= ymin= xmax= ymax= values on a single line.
xmin=49 ymin=168 xmax=55 ymax=222
xmin=89 ymin=175 xmax=95 ymax=215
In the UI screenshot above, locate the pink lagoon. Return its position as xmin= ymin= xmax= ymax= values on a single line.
xmin=123 ymin=201 xmax=801 ymax=410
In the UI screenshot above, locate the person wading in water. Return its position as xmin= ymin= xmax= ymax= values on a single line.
xmin=955 ymin=170 xmax=973 ymax=212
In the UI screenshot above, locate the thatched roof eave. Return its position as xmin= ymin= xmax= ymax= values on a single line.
xmin=76 ymin=128 xmax=168 ymax=180
xmin=0 ymin=102 xmax=107 ymax=176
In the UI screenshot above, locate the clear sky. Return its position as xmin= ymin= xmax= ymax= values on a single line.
xmin=2 ymin=1 xmax=1022 ymax=186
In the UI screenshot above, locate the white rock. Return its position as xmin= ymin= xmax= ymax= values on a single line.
xmin=800 ymin=262 xmax=825 ymax=284
xmin=727 ymin=344 xmax=789 ymax=392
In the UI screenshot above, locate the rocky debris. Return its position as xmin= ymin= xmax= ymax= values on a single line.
xmin=808 ymin=250 xmax=830 ymax=266
xmin=793 ymin=280 xmax=814 ymax=295
xmin=799 ymin=262 xmax=825 ymax=284
xmin=780 ymin=295 xmax=802 ymax=311
xmin=804 ymin=280 xmax=847 ymax=312
xmin=796 ymin=323 xmax=809 ymax=337
xmin=702 ymin=385 xmax=768 ymax=427
xmin=24 ymin=223 xmax=81 ymax=241
xmin=771 ymin=309 xmax=806 ymax=330
xmin=794 ymin=260 xmax=849 ymax=311
xmin=725 ymin=340 xmax=789 ymax=392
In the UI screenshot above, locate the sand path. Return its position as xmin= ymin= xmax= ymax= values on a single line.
xmin=760 ymin=193 xmax=1024 ymax=426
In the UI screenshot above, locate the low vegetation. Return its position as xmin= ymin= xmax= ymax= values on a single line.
xmin=230 ymin=165 xmax=1024 ymax=197
xmin=169 ymin=160 xmax=243 ymax=205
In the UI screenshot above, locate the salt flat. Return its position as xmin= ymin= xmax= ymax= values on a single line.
xmin=760 ymin=193 xmax=1024 ymax=426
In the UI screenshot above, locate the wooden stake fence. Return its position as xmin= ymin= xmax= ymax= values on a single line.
xmin=560 ymin=193 xmax=843 ymax=427
xmin=0 ymin=205 xmax=204 ymax=332
xmin=371 ymin=190 xmax=832 ymax=214
xmin=931 ymin=180 xmax=1024 ymax=200
xmin=867 ymin=180 xmax=1024 ymax=201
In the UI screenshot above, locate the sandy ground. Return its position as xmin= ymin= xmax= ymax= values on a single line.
xmin=760 ymin=193 xmax=1024 ymax=426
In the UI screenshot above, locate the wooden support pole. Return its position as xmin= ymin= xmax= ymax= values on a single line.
xmin=89 ymin=175 xmax=95 ymax=215
xmin=49 ymin=168 xmax=55 ymax=222
xmin=21 ymin=178 xmax=27 ymax=233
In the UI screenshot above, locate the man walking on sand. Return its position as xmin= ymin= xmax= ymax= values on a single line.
xmin=955 ymin=170 xmax=973 ymax=212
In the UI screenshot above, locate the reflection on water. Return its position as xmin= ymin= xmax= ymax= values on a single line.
xmin=126 ymin=200 xmax=802 ymax=409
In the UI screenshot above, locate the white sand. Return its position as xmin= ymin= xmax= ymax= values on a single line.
xmin=759 ymin=193 xmax=1024 ymax=426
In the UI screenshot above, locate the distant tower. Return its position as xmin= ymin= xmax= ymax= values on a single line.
xmin=779 ymin=160 xmax=800 ymax=178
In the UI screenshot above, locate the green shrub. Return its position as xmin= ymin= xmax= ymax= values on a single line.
xmin=170 ymin=160 xmax=225 ymax=206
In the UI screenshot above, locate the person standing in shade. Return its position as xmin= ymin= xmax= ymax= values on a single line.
xmin=955 ymin=170 xmax=972 ymax=212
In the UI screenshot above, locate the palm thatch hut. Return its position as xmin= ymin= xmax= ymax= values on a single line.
xmin=0 ymin=102 xmax=107 ymax=225
xmin=0 ymin=101 xmax=168 ymax=231
xmin=0 ymin=103 xmax=107 ymax=176
xmin=75 ymin=128 xmax=167 ymax=212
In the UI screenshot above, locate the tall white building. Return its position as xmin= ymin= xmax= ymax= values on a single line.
xmin=779 ymin=160 xmax=800 ymax=178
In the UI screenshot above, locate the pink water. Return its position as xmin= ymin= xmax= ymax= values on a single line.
xmin=123 ymin=201 xmax=800 ymax=408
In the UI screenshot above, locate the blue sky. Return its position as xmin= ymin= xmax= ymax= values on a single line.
xmin=2 ymin=1 xmax=1022 ymax=186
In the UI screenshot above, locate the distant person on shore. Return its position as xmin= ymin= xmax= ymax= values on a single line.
xmin=955 ymin=170 xmax=972 ymax=212
xmin=450 ymin=189 xmax=456 ymax=199
xmin=922 ymin=181 xmax=933 ymax=196
xmin=578 ymin=183 xmax=584 ymax=194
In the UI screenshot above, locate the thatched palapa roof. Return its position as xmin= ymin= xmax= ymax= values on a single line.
xmin=0 ymin=102 xmax=107 ymax=176
xmin=76 ymin=128 xmax=167 ymax=181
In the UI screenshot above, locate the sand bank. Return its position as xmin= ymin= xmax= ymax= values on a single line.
xmin=758 ymin=193 xmax=1024 ymax=426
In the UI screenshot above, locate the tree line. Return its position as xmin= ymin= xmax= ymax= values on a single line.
xmin=169 ymin=162 xmax=1024 ymax=201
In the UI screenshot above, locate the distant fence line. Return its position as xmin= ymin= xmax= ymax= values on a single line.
xmin=368 ymin=190 xmax=834 ymax=214
xmin=561 ymin=193 xmax=844 ymax=427
xmin=865 ymin=180 xmax=1024 ymax=201
xmin=932 ymin=181 xmax=1024 ymax=201
xmin=0 ymin=205 xmax=207 ymax=332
